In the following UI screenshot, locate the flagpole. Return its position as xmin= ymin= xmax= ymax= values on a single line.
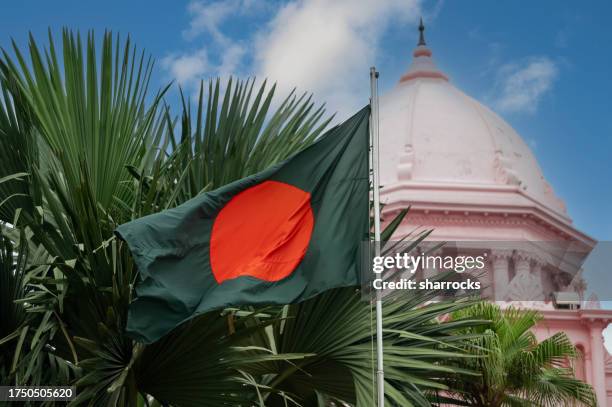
xmin=370 ymin=66 xmax=384 ymax=407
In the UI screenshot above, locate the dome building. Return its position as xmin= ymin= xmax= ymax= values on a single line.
xmin=379 ymin=21 xmax=612 ymax=405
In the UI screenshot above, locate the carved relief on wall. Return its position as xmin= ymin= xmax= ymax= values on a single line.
xmin=505 ymin=251 xmax=548 ymax=307
xmin=493 ymin=149 xmax=522 ymax=186
xmin=397 ymin=144 xmax=415 ymax=181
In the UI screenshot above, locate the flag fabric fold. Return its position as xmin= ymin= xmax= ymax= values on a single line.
xmin=116 ymin=106 xmax=370 ymax=343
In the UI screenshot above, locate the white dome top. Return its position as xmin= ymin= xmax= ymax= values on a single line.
xmin=379 ymin=33 xmax=569 ymax=222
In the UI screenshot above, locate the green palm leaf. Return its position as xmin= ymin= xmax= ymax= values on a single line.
xmin=1 ymin=28 xmax=488 ymax=407
xmin=448 ymin=302 xmax=596 ymax=407
xmin=0 ymin=63 xmax=37 ymax=224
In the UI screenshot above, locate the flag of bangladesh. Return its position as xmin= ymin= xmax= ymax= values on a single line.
xmin=116 ymin=106 xmax=370 ymax=343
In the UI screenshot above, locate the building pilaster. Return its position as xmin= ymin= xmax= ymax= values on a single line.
xmin=589 ymin=320 xmax=607 ymax=406
xmin=490 ymin=249 xmax=512 ymax=301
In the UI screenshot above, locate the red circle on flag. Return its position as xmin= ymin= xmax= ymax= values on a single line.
xmin=210 ymin=180 xmax=314 ymax=284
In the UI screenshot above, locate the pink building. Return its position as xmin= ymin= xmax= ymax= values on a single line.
xmin=378 ymin=22 xmax=612 ymax=405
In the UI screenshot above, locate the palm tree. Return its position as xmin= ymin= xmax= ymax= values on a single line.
xmin=0 ymin=29 xmax=483 ymax=406
xmin=445 ymin=302 xmax=596 ymax=407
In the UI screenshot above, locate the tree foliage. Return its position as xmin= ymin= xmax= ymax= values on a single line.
xmin=445 ymin=302 xmax=597 ymax=407
xmin=0 ymin=29 xmax=561 ymax=407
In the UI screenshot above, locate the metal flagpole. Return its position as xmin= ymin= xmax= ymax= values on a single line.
xmin=369 ymin=66 xmax=384 ymax=407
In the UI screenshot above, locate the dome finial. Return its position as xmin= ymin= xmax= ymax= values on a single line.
xmin=418 ymin=17 xmax=426 ymax=46
xmin=399 ymin=17 xmax=448 ymax=83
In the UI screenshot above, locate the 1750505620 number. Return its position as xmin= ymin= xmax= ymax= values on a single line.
xmin=0 ymin=386 xmax=75 ymax=401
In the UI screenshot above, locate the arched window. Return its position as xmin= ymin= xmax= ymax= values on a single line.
xmin=574 ymin=344 xmax=586 ymax=382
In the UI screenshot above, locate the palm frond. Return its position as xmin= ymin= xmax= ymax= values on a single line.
xmin=0 ymin=28 xmax=493 ymax=407
xmin=447 ymin=302 xmax=597 ymax=407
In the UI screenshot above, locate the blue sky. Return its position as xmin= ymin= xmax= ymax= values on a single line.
xmin=1 ymin=0 xmax=611 ymax=240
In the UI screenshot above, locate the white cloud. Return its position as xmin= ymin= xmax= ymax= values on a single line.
xmin=253 ymin=0 xmax=421 ymax=118
xmin=163 ymin=0 xmax=423 ymax=117
xmin=183 ymin=0 xmax=236 ymax=43
xmin=183 ymin=0 xmax=264 ymax=44
xmin=161 ymin=0 xmax=261 ymax=89
xmin=161 ymin=43 xmax=247 ymax=90
xmin=161 ymin=49 xmax=209 ymax=87
xmin=493 ymin=57 xmax=559 ymax=114
xmin=217 ymin=43 xmax=247 ymax=79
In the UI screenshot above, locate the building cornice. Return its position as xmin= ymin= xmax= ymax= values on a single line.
xmin=381 ymin=181 xmax=595 ymax=246
xmin=538 ymin=308 xmax=612 ymax=324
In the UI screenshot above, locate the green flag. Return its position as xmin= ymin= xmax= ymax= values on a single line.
xmin=117 ymin=106 xmax=370 ymax=343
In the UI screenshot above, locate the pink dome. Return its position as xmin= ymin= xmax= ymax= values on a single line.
xmin=376 ymin=22 xmax=610 ymax=407
xmin=379 ymin=38 xmax=573 ymax=229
